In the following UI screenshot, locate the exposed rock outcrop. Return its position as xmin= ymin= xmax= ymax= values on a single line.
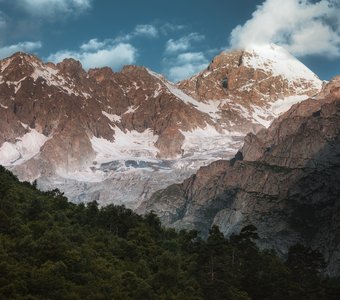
xmin=145 ymin=77 xmax=340 ymax=275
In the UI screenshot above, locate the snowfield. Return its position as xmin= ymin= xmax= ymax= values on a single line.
xmin=0 ymin=128 xmax=50 ymax=166
xmin=243 ymin=44 xmax=322 ymax=91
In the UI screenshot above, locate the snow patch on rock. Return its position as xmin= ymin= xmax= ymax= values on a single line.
xmin=123 ymin=105 xmax=139 ymax=115
xmin=180 ymin=125 xmax=243 ymax=161
xmin=91 ymin=127 xmax=159 ymax=164
xmin=0 ymin=129 xmax=50 ymax=166
xmin=166 ymin=84 xmax=229 ymax=121
xmin=270 ymin=95 xmax=310 ymax=115
xmin=243 ymin=44 xmax=322 ymax=90
xmin=102 ymin=111 xmax=121 ymax=122
xmin=30 ymin=61 xmax=85 ymax=97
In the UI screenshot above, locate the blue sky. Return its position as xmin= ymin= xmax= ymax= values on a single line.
xmin=0 ymin=0 xmax=339 ymax=82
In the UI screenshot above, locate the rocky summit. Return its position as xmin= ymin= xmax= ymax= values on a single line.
xmin=0 ymin=44 xmax=322 ymax=207
xmin=145 ymin=76 xmax=340 ymax=275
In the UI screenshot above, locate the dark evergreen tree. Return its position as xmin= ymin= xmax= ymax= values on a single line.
xmin=0 ymin=166 xmax=339 ymax=299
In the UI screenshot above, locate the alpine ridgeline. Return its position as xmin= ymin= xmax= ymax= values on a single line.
xmin=0 ymin=44 xmax=322 ymax=207
xmin=144 ymin=76 xmax=340 ymax=275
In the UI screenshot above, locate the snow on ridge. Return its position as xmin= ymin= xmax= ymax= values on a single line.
xmin=91 ymin=127 xmax=159 ymax=164
xmin=153 ymin=83 xmax=162 ymax=98
xmin=0 ymin=57 xmax=12 ymax=72
xmin=148 ymin=65 xmax=308 ymax=128
xmin=248 ymin=94 xmax=310 ymax=128
xmin=147 ymin=67 xmax=244 ymax=122
xmin=243 ymin=44 xmax=322 ymax=89
xmin=15 ymin=83 xmax=22 ymax=93
xmin=0 ymin=129 xmax=50 ymax=166
xmin=30 ymin=61 xmax=84 ymax=97
xmin=30 ymin=61 xmax=61 ymax=86
xmin=146 ymin=68 xmax=166 ymax=82
xmin=161 ymin=79 xmax=230 ymax=121
xmin=102 ymin=111 xmax=121 ymax=122
xmin=142 ymin=57 xmax=317 ymax=130
xmin=251 ymin=106 xmax=273 ymax=127
xmin=6 ymin=77 xmax=27 ymax=93
xmin=143 ymin=63 xmax=316 ymax=130
xmin=226 ymin=94 xmax=311 ymax=128
xmin=123 ymin=105 xmax=139 ymax=115
xmin=270 ymin=94 xmax=310 ymax=116
xmin=0 ymin=57 xmax=80 ymax=96
xmin=82 ymin=92 xmax=91 ymax=99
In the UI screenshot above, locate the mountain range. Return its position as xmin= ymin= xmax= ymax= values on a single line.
xmin=1 ymin=43 xmax=339 ymax=273
xmin=0 ymin=44 xmax=322 ymax=208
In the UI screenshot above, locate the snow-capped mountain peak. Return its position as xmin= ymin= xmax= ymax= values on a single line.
xmin=242 ymin=43 xmax=321 ymax=89
xmin=178 ymin=44 xmax=322 ymax=130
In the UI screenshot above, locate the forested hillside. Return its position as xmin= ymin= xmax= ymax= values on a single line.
xmin=0 ymin=166 xmax=339 ymax=300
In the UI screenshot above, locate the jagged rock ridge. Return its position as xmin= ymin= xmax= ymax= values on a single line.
xmin=144 ymin=76 xmax=340 ymax=275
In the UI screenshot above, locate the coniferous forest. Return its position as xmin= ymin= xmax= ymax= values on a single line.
xmin=0 ymin=166 xmax=340 ymax=300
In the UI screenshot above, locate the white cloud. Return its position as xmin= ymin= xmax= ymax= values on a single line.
xmin=16 ymin=0 xmax=92 ymax=18
xmin=164 ymin=52 xmax=209 ymax=82
xmin=90 ymin=23 xmax=180 ymax=47
xmin=163 ymin=32 xmax=208 ymax=81
xmin=0 ymin=41 xmax=42 ymax=59
xmin=165 ymin=33 xmax=205 ymax=54
xmin=160 ymin=23 xmax=186 ymax=35
xmin=47 ymin=24 xmax=157 ymax=71
xmin=47 ymin=40 xmax=137 ymax=70
xmin=230 ymin=0 xmax=340 ymax=57
xmin=115 ymin=24 xmax=159 ymax=42
xmin=134 ymin=24 xmax=158 ymax=38
xmin=80 ymin=39 xmax=106 ymax=51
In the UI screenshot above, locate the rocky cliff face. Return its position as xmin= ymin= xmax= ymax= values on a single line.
xmin=145 ymin=77 xmax=340 ymax=275
xmin=0 ymin=45 xmax=322 ymax=207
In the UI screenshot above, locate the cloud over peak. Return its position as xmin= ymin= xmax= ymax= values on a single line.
xmin=47 ymin=40 xmax=137 ymax=70
xmin=230 ymin=0 xmax=340 ymax=57
xmin=0 ymin=41 xmax=42 ymax=59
